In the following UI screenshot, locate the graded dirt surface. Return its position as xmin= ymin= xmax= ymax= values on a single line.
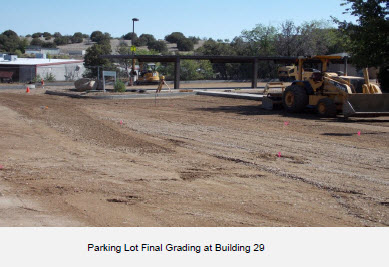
xmin=0 ymin=86 xmax=388 ymax=226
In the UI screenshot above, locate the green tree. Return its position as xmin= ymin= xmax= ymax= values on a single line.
xmin=196 ymin=39 xmax=237 ymax=79
xmin=123 ymin=32 xmax=138 ymax=43
xmin=134 ymin=34 xmax=156 ymax=46
xmin=165 ymin=32 xmax=185 ymax=43
xmin=53 ymin=32 xmax=62 ymax=38
xmin=14 ymin=49 xmax=23 ymax=57
xmin=335 ymin=0 xmax=388 ymax=68
xmin=18 ymin=38 xmax=29 ymax=53
xmin=188 ymin=36 xmax=200 ymax=45
xmin=30 ymin=38 xmax=44 ymax=46
xmin=90 ymin=31 xmax=110 ymax=44
xmin=147 ymin=40 xmax=168 ymax=53
xmin=42 ymin=32 xmax=51 ymax=38
xmin=275 ymin=20 xmax=301 ymax=56
xmin=177 ymin=38 xmax=194 ymax=51
xmin=241 ymin=24 xmax=277 ymax=56
xmin=31 ymin=32 xmax=42 ymax=38
xmin=84 ymin=43 xmax=112 ymax=77
xmin=0 ymin=30 xmax=21 ymax=52
xmin=71 ymin=32 xmax=84 ymax=43
xmin=41 ymin=42 xmax=57 ymax=48
xmin=54 ymin=36 xmax=70 ymax=45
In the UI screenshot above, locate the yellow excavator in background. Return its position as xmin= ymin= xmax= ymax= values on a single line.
xmin=263 ymin=55 xmax=389 ymax=118
xmin=135 ymin=63 xmax=161 ymax=85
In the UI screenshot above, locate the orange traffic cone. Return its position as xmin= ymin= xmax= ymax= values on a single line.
xmin=26 ymin=87 xmax=30 ymax=93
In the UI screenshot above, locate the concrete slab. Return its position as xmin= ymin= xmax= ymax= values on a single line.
xmin=196 ymin=90 xmax=264 ymax=101
xmin=45 ymin=90 xmax=196 ymax=99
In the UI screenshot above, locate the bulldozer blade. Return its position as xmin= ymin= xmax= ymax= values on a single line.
xmin=261 ymin=96 xmax=282 ymax=110
xmin=343 ymin=94 xmax=389 ymax=118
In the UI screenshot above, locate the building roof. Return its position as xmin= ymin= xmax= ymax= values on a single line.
xmin=0 ymin=58 xmax=83 ymax=66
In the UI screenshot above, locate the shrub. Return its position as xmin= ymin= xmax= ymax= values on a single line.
xmin=54 ymin=36 xmax=70 ymax=45
xmin=44 ymin=73 xmax=56 ymax=82
xmin=147 ymin=40 xmax=168 ymax=53
xmin=30 ymin=38 xmax=44 ymax=46
xmin=71 ymin=32 xmax=83 ymax=43
xmin=31 ymin=32 xmax=42 ymax=38
xmin=41 ymin=42 xmax=57 ymax=48
xmin=134 ymin=34 xmax=156 ymax=46
xmin=32 ymin=74 xmax=42 ymax=83
xmin=165 ymin=32 xmax=185 ymax=43
xmin=123 ymin=32 xmax=138 ymax=41
xmin=188 ymin=36 xmax=200 ymax=45
xmin=114 ymin=80 xmax=126 ymax=92
xmin=177 ymin=38 xmax=194 ymax=51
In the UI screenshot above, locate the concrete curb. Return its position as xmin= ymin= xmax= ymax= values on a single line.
xmin=196 ymin=91 xmax=263 ymax=101
xmin=45 ymin=90 xmax=196 ymax=99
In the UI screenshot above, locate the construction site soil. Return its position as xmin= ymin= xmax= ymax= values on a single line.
xmin=0 ymin=85 xmax=388 ymax=226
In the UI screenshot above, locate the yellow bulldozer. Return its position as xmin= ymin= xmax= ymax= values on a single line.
xmin=263 ymin=55 xmax=389 ymax=118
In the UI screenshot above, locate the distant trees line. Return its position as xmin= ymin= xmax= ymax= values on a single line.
xmin=0 ymin=29 xmax=199 ymax=56
xmin=2 ymin=0 xmax=387 ymax=86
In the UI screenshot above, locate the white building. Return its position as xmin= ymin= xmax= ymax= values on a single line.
xmin=25 ymin=46 xmax=60 ymax=56
xmin=0 ymin=55 xmax=85 ymax=82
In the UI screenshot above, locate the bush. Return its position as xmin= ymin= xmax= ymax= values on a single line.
xmin=31 ymin=32 xmax=42 ymax=38
xmin=177 ymin=38 xmax=194 ymax=51
xmin=42 ymin=32 xmax=51 ymax=38
xmin=123 ymin=32 xmax=138 ymax=41
xmin=30 ymin=38 xmax=44 ymax=46
xmin=44 ymin=73 xmax=56 ymax=82
xmin=41 ymin=42 xmax=57 ymax=48
xmin=134 ymin=34 xmax=156 ymax=46
xmin=147 ymin=40 xmax=168 ymax=53
xmin=91 ymin=31 xmax=111 ymax=44
xmin=32 ymin=74 xmax=42 ymax=83
xmin=71 ymin=32 xmax=83 ymax=43
xmin=14 ymin=49 xmax=23 ymax=57
xmin=114 ymin=80 xmax=126 ymax=92
xmin=188 ymin=36 xmax=200 ymax=45
xmin=165 ymin=32 xmax=185 ymax=43
xmin=54 ymin=36 xmax=70 ymax=45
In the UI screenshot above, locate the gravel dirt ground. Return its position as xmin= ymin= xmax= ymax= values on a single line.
xmin=0 ymin=84 xmax=388 ymax=226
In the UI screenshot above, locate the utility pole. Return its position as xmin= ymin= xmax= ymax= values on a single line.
xmin=130 ymin=18 xmax=139 ymax=86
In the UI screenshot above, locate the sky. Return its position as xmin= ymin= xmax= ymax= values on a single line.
xmin=0 ymin=0 xmax=357 ymax=40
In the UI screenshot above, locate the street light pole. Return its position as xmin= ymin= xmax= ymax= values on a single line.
xmin=130 ymin=18 xmax=139 ymax=86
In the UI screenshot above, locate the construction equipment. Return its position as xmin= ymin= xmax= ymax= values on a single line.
xmin=136 ymin=63 xmax=161 ymax=85
xmin=261 ymin=82 xmax=286 ymax=110
xmin=278 ymin=65 xmax=319 ymax=82
xmin=264 ymin=55 xmax=389 ymax=118
xmin=156 ymin=76 xmax=171 ymax=93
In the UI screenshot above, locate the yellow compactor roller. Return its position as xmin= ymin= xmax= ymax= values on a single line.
xmin=263 ymin=56 xmax=389 ymax=118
